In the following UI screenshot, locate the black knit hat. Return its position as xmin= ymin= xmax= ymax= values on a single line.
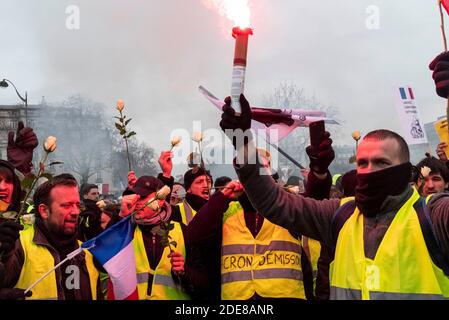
xmin=125 ymin=176 xmax=164 ymax=198
xmin=183 ymin=168 xmax=212 ymax=191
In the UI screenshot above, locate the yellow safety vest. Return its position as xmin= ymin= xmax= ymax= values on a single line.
xmin=330 ymin=188 xmax=449 ymax=300
xmin=302 ymin=236 xmax=321 ymax=291
xmin=15 ymin=226 xmax=99 ymax=300
xmin=133 ymin=223 xmax=190 ymax=300
xmin=221 ymin=202 xmax=305 ymax=300
xmin=176 ymin=200 xmax=196 ymax=225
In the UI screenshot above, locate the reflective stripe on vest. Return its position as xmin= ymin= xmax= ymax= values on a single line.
xmin=177 ymin=201 xmax=196 ymax=225
xmin=15 ymin=226 xmax=99 ymax=300
xmin=221 ymin=201 xmax=305 ymax=300
xmin=136 ymin=273 xmax=178 ymax=289
xmin=331 ymin=286 xmax=448 ymax=300
xmin=133 ymin=224 xmax=190 ymax=300
xmin=222 ymin=268 xmax=303 ymax=283
xmin=222 ymin=241 xmax=302 ymax=255
xmin=330 ymin=188 xmax=449 ymax=300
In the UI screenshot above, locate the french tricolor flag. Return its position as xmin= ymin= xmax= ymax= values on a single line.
xmin=82 ymin=215 xmax=138 ymax=300
xmin=399 ymin=87 xmax=415 ymax=100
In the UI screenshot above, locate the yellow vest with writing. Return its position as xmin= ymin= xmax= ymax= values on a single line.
xmin=330 ymin=189 xmax=449 ymax=300
xmin=221 ymin=201 xmax=305 ymax=300
xmin=133 ymin=223 xmax=190 ymax=300
xmin=15 ymin=226 xmax=99 ymax=300
xmin=176 ymin=200 xmax=196 ymax=225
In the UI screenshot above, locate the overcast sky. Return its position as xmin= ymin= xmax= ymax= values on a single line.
xmin=0 ymin=0 xmax=446 ymax=173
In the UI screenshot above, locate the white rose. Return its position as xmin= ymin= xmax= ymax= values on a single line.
xmin=44 ymin=136 xmax=57 ymax=152
xmin=156 ymin=185 xmax=171 ymax=200
xmin=421 ymin=166 xmax=431 ymax=178
xmin=351 ymin=130 xmax=361 ymax=141
xmin=117 ymin=99 xmax=124 ymax=112
xmin=148 ymin=200 xmax=160 ymax=212
xmin=96 ymin=200 xmax=107 ymax=211
xmin=192 ymin=132 xmax=203 ymax=143
xmin=22 ymin=214 xmax=35 ymax=225
xmin=171 ymin=136 xmax=182 ymax=148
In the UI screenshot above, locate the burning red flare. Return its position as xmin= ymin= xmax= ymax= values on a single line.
xmin=204 ymin=0 xmax=253 ymax=114
xmin=203 ymin=0 xmax=251 ymax=28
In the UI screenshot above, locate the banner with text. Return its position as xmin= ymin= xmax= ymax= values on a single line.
xmin=395 ymin=86 xmax=428 ymax=145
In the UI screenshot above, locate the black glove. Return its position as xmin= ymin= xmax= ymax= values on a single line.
xmin=219 ymin=94 xmax=253 ymax=149
xmin=429 ymin=51 xmax=449 ymax=98
xmin=7 ymin=121 xmax=39 ymax=175
xmin=0 ymin=288 xmax=32 ymax=300
xmin=306 ymin=131 xmax=335 ymax=174
xmin=0 ymin=221 xmax=23 ymax=256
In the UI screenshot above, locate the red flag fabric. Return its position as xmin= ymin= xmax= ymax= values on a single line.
xmin=442 ymin=0 xmax=449 ymax=15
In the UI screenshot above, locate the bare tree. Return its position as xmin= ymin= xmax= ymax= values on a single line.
xmin=110 ymin=135 xmax=158 ymax=189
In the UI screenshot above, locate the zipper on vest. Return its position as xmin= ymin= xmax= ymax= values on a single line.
xmin=152 ymin=233 xmax=156 ymax=264
xmin=255 ymin=213 xmax=260 ymax=236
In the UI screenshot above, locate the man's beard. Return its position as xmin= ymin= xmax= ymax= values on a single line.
xmin=46 ymin=219 xmax=78 ymax=239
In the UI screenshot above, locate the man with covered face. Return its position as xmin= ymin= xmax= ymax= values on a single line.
xmin=153 ymin=151 xmax=212 ymax=226
xmin=120 ymin=175 xmax=204 ymax=299
xmin=218 ymin=93 xmax=449 ymax=300
xmin=187 ymin=137 xmax=334 ymax=300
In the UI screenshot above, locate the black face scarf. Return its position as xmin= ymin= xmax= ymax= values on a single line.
xmin=185 ymin=192 xmax=208 ymax=212
xmin=238 ymin=192 xmax=256 ymax=213
xmin=355 ymin=162 xmax=412 ymax=217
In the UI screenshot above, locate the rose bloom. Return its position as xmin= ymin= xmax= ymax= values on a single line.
xmin=171 ymin=136 xmax=182 ymax=147
xmin=44 ymin=136 xmax=57 ymax=152
xmin=156 ymin=186 xmax=171 ymax=200
xmin=117 ymin=99 xmax=125 ymax=112
xmin=351 ymin=131 xmax=361 ymax=141
xmin=96 ymin=200 xmax=107 ymax=211
xmin=192 ymin=132 xmax=203 ymax=142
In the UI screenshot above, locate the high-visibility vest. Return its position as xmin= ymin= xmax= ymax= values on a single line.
xmin=302 ymin=236 xmax=321 ymax=291
xmin=133 ymin=223 xmax=190 ymax=300
xmin=330 ymin=188 xmax=449 ymax=300
xmin=15 ymin=226 xmax=99 ymax=300
xmin=99 ymin=271 xmax=109 ymax=300
xmin=176 ymin=200 xmax=196 ymax=225
xmin=221 ymin=202 xmax=305 ymax=300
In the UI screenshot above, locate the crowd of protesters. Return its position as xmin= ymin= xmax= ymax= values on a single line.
xmin=1 ymin=52 xmax=449 ymax=300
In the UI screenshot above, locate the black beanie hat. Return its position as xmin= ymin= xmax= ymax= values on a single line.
xmin=183 ymin=168 xmax=212 ymax=191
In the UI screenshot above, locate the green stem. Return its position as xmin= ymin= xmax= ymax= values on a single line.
xmin=129 ymin=197 xmax=157 ymax=219
xmin=124 ymin=136 xmax=132 ymax=172
xmin=119 ymin=110 xmax=132 ymax=172
xmin=197 ymin=141 xmax=210 ymax=196
xmin=15 ymin=151 xmax=49 ymax=222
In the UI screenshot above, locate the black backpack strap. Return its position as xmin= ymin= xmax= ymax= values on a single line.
xmin=414 ymin=197 xmax=449 ymax=277
xmin=330 ymin=199 xmax=356 ymax=248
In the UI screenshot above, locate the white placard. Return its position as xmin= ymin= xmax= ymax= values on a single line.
xmin=395 ymin=86 xmax=428 ymax=145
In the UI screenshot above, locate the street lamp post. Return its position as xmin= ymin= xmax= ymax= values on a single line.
xmin=0 ymin=79 xmax=28 ymax=126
